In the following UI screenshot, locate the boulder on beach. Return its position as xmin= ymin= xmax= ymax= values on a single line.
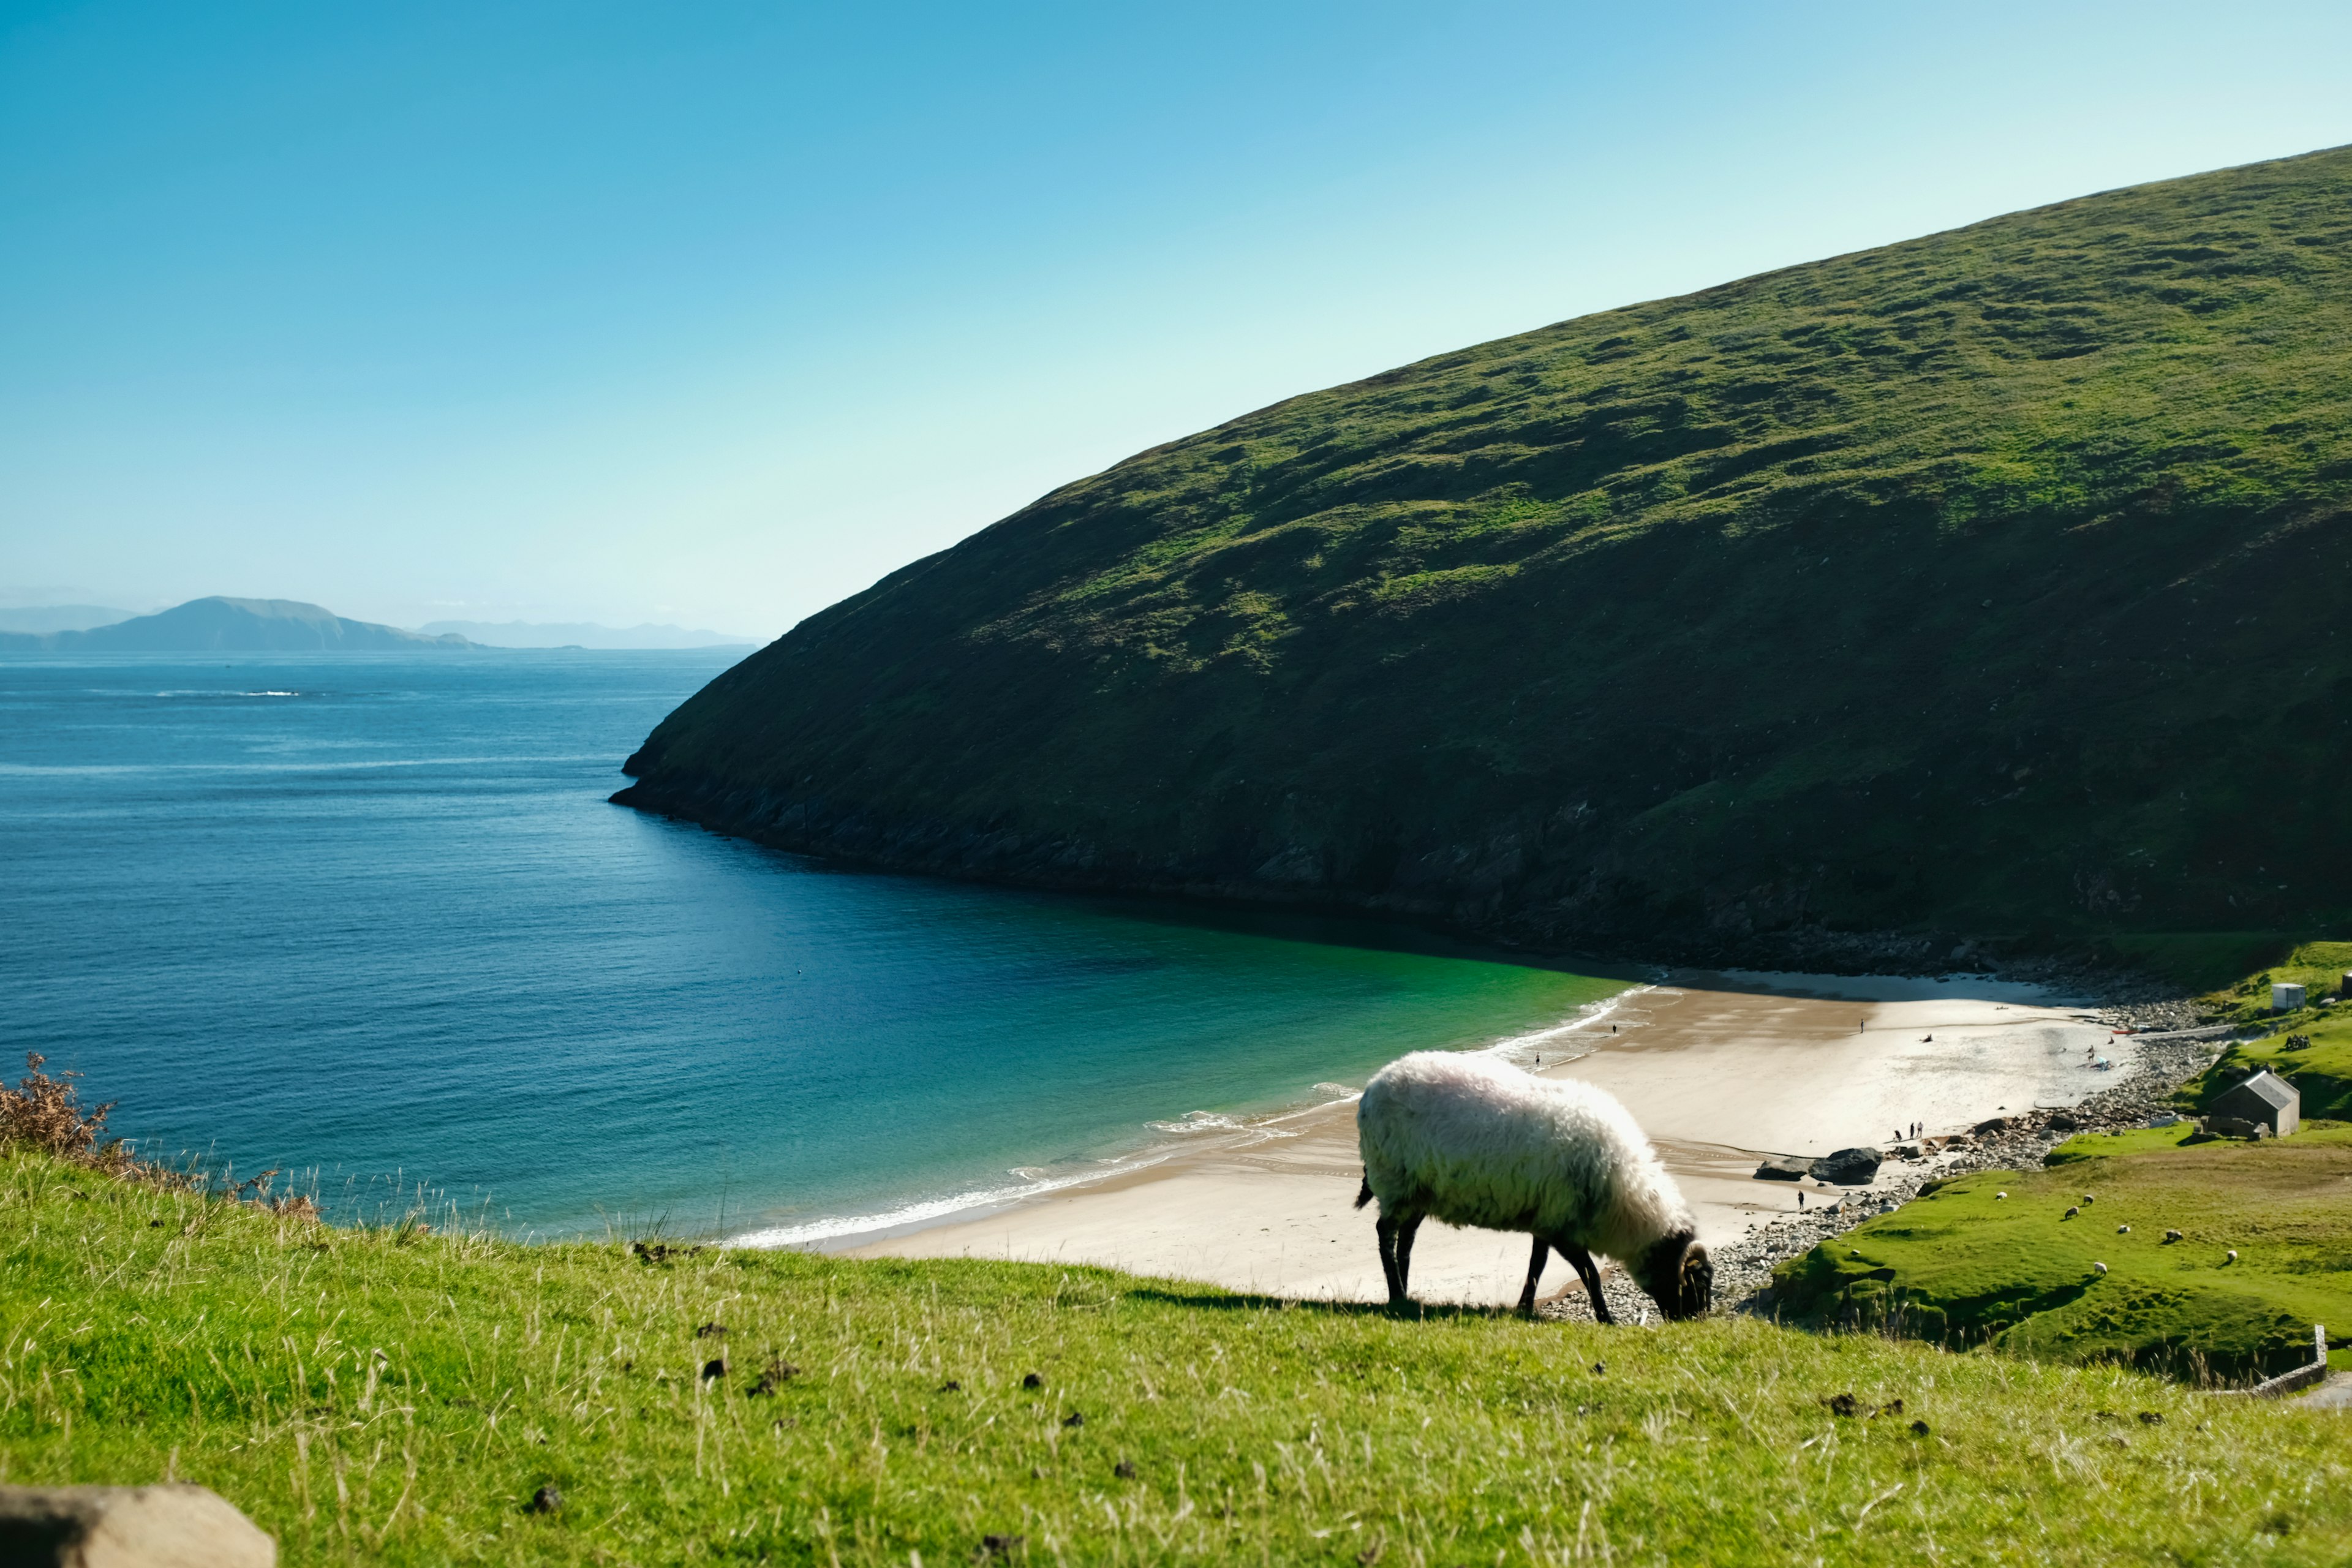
xmin=1753 ymin=1156 xmax=1812 ymax=1182
xmin=1811 ymin=1147 xmax=1884 ymax=1185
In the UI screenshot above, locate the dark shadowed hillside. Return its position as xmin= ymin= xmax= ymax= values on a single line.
xmin=617 ymin=146 xmax=2352 ymax=967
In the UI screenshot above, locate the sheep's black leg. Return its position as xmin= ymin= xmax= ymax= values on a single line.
xmin=1393 ymin=1212 xmax=1426 ymax=1300
xmin=1517 ymin=1236 xmax=1550 ymax=1315
xmin=1559 ymin=1240 xmax=1614 ymax=1326
xmin=1376 ymin=1214 xmax=1404 ymax=1306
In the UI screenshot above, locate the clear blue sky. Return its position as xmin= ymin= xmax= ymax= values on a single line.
xmin=3 ymin=1 xmax=2347 ymax=637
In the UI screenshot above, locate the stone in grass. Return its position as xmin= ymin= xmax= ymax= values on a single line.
xmin=1022 ymin=1371 xmax=1045 ymax=1390
xmin=1062 ymin=1410 xmax=1085 ymax=1427
xmin=701 ymin=1357 xmax=728 ymax=1381
xmin=0 ymin=1484 xmax=276 ymax=1567
xmin=530 ymin=1485 xmax=562 ymax=1515
xmin=1826 ymin=1392 xmax=1860 ymax=1417
xmin=979 ymin=1534 xmax=1025 ymax=1558
xmin=695 ymin=1322 xmax=728 ymax=1339
xmin=1910 ymin=1419 xmax=1931 ymax=1436
xmin=1113 ymin=1460 xmax=1137 ymax=1479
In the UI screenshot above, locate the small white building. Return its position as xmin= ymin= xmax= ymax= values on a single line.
xmin=2273 ymin=981 xmax=2308 ymax=1012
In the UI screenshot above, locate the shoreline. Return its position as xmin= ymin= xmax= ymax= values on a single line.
xmin=731 ymin=983 xmax=1655 ymax=1251
xmin=826 ymin=968 xmax=2188 ymax=1311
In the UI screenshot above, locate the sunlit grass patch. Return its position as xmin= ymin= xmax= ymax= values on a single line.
xmin=4 ymin=1148 xmax=2352 ymax=1564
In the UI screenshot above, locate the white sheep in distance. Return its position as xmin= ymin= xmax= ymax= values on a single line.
xmin=1353 ymin=1052 xmax=1713 ymax=1322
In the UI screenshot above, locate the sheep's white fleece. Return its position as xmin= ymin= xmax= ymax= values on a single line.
xmin=1357 ymin=1051 xmax=1692 ymax=1266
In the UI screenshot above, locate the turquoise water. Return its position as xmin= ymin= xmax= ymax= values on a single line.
xmin=0 ymin=652 xmax=1626 ymax=1241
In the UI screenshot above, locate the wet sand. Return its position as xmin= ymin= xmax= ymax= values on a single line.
xmin=842 ymin=972 xmax=2125 ymax=1308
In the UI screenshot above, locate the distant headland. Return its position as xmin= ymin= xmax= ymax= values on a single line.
xmin=0 ymin=598 xmax=763 ymax=652
xmin=0 ymin=597 xmax=472 ymax=652
xmin=418 ymin=619 xmax=756 ymax=650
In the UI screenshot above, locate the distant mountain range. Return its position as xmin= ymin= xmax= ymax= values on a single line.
xmin=0 ymin=598 xmax=471 ymax=652
xmin=0 ymin=605 xmax=140 ymax=635
xmin=417 ymin=619 xmax=757 ymax=649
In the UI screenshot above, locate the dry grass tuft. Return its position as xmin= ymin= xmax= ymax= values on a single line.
xmin=0 ymin=1053 xmax=315 ymax=1217
xmin=0 ymin=1052 xmax=160 ymax=1181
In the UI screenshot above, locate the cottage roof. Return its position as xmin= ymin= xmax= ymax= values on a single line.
xmin=2217 ymin=1071 xmax=2298 ymax=1112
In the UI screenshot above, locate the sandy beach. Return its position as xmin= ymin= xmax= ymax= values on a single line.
xmin=842 ymin=970 xmax=2127 ymax=1308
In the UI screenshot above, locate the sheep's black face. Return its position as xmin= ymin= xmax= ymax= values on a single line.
xmin=1638 ymin=1233 xmax=1714 ymax=1321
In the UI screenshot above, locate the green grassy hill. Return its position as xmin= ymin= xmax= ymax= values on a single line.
xmin=10 ymin=1149 xmax=2352 ymax=1566
xmin=2173 ymin=944 xmax=2352 ymax=1118
xmin=1768 ymin=1126 xmax=2352 ymax=1382
xmin=619 ymin=145 xmax=2352 ymax=966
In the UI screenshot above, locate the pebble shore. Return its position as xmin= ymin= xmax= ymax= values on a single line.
xmin=1540 ymin=997 xmax=2228 ymax=1326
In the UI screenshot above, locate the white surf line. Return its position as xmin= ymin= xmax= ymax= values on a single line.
xmin=730 ymin=982 xmax=1654 ymax=1251
xmin=730 ymin=1150 xmax=1191 ymax=1250
xmin=1477 ymin=984 xmax=1654 ymax=1058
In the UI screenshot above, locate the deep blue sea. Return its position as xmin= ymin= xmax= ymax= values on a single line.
xmin=0 ymin=652 xmax=1624 ymax=1242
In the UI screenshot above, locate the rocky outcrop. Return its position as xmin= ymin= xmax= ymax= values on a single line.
xmin=1810 ymin=1147 xmax=1884 ymax=1186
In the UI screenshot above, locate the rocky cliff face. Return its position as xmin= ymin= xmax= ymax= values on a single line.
xmin=617 ymin=146 xmax=2352 ymax=967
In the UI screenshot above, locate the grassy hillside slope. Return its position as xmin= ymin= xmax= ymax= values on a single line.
xmin=8 ymin=1150 xmax=2352 ymax=1566
xmin=1768 ymin=1128 xmax=2352 ymax=1381
xmin=620 ymin=145 xmax=2352 ymax=965
xmin=2175 ymin=947 xmax=2352 ymax=1119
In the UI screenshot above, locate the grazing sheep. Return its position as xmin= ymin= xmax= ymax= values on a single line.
xmin=2164 ymin=1229 xmax=2183 ymax=1243
xmin=2117 ymin=1224 xmax=2131 ymax=1234
xmin=2094 ymin=1261 xmax=2109 ymax=1275
xmin=2064 ymin=1206 xmax=2079 ymax=1219
xmin=1354 ymin=1052 xmax=1713 ymax=1322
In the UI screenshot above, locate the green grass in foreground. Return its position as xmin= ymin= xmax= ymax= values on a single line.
xmin=1771 ymin=1129 xmax=2352 ymax=1383
xmin=6 ymin=1152 xmax=2352 ymax=1564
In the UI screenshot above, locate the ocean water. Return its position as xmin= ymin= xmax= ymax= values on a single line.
xmin=0 ymin=652 xmax=1626 ymax=1242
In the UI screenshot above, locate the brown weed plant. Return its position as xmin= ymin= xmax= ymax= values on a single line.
xmin=0 ymin=1052 xmax=317 ymax=1217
